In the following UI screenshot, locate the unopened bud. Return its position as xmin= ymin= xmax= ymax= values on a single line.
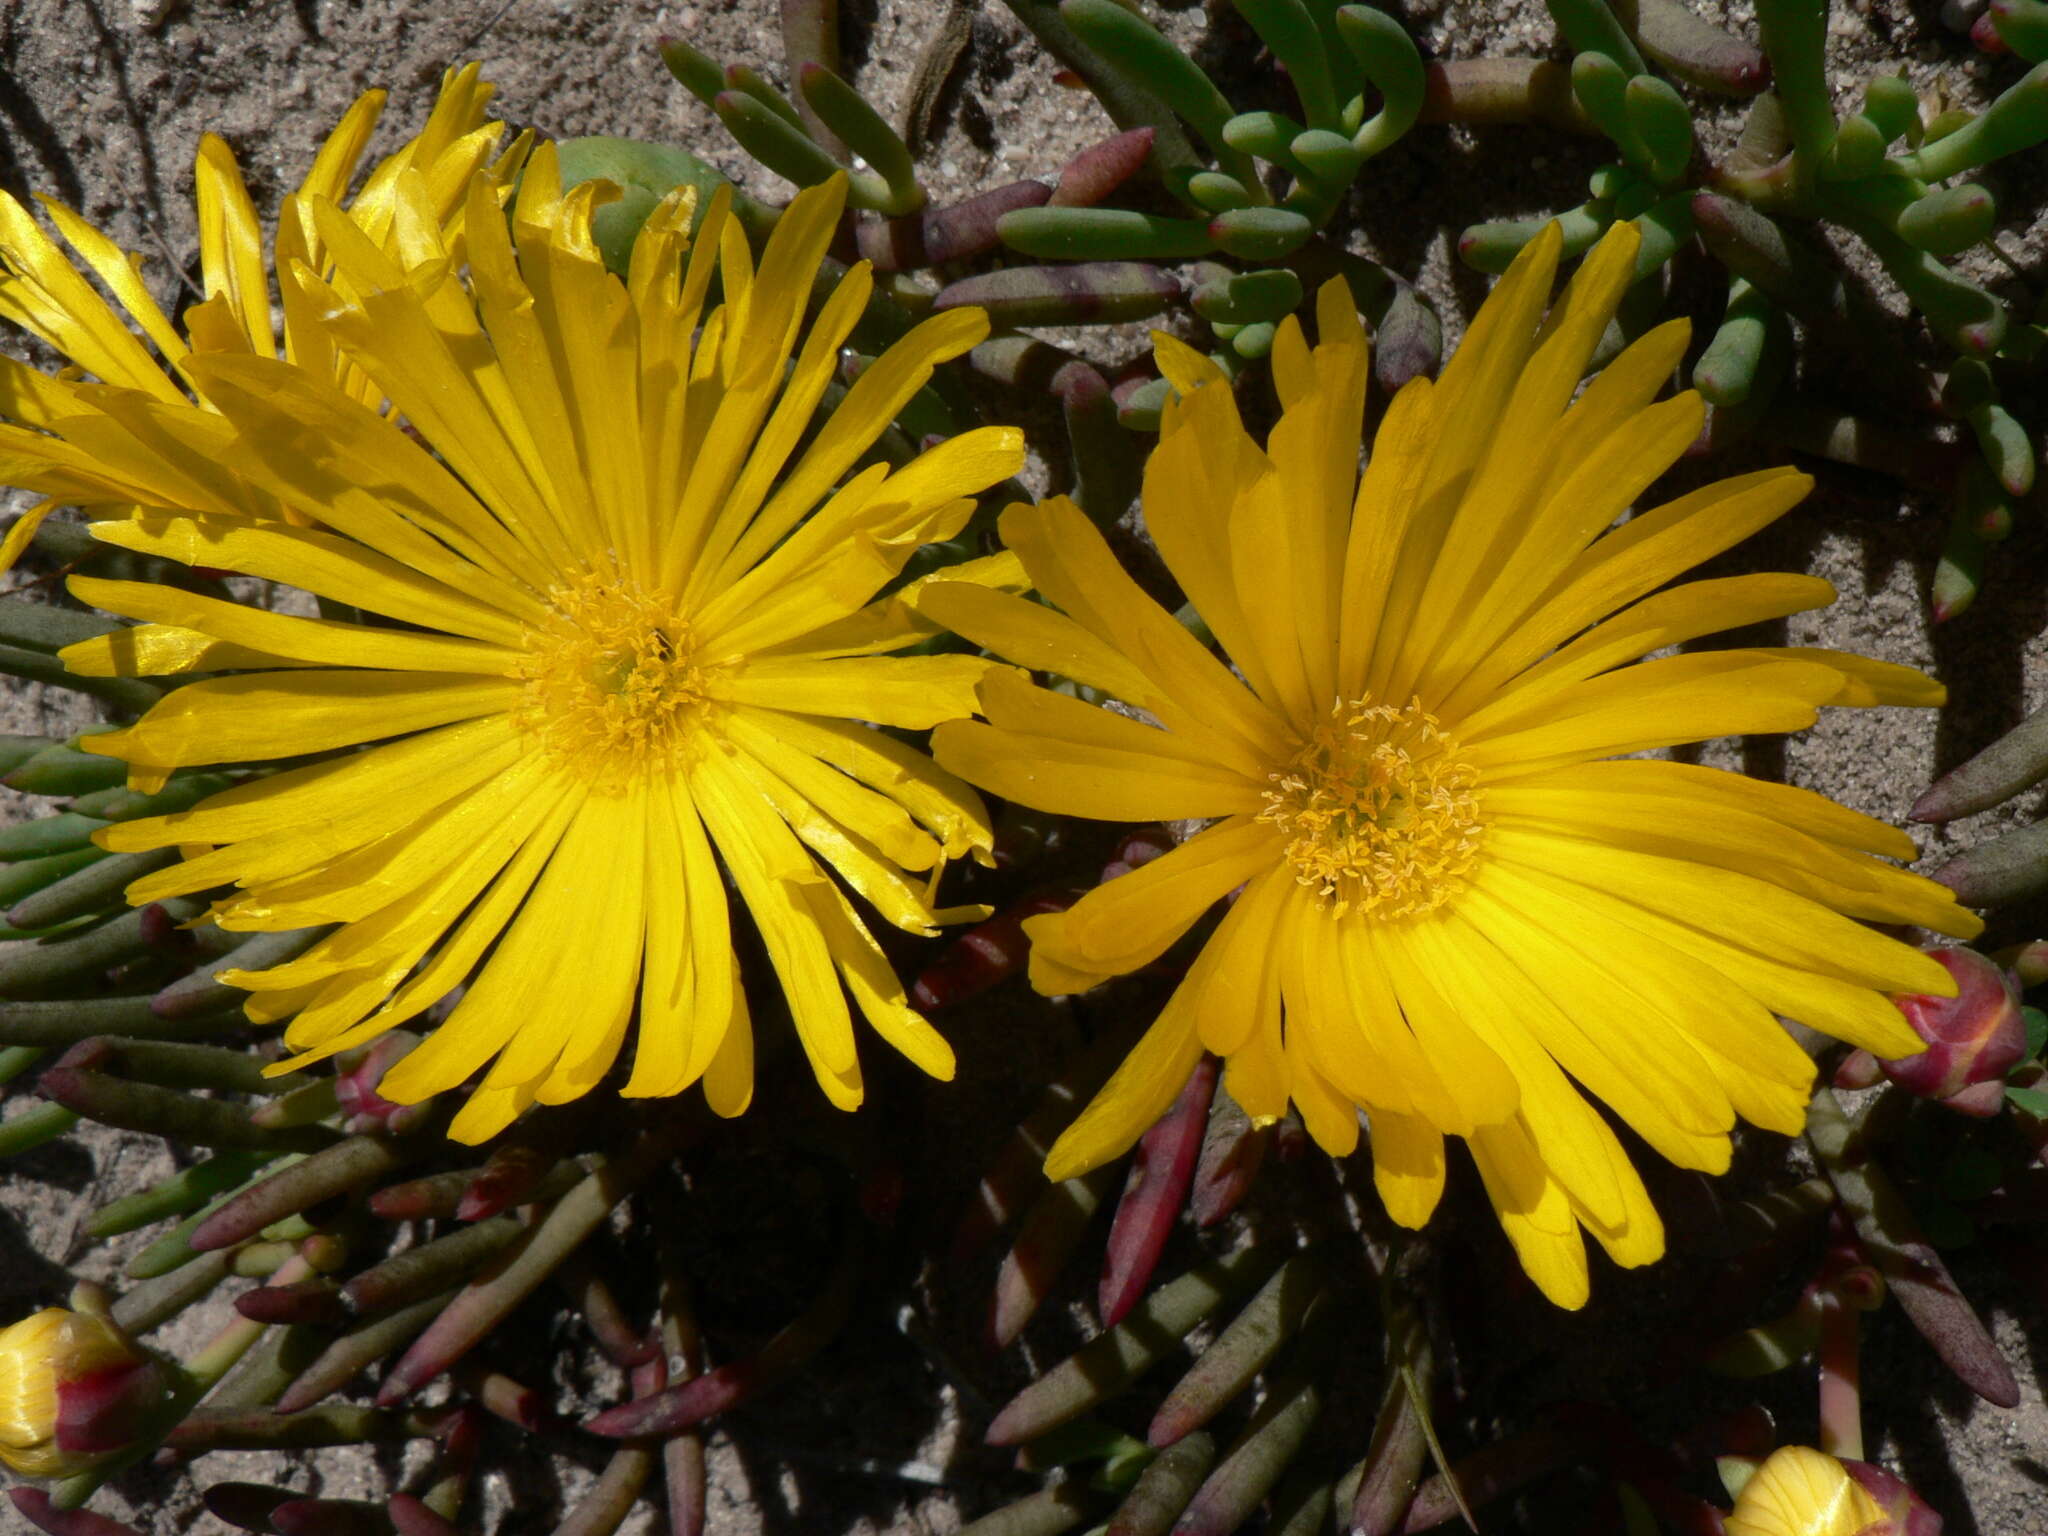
xmin=1843 ymin=1458 xmax=1943 ymax=1536
xmin=1723 ymin=1445 xmax=1889 ymax=1536
xmin=333 ymin=1032 xmax=424 ymax=1133
xmin=0 ymin=1307 xmax=163 ymax=1477
xmin=1882 ymin=947 xmax=2027 ymax=1112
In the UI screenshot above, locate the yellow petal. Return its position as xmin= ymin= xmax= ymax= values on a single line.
xmin=711 ymin=654 xmax=995 ymax=730
xmin=81 ymin=671 xmax=523 ymax=768
xmin=995 ymin=496 xmax=1287 ymax=773
xmin=1368 ymin=1110 xmax=1446 ymax=1229
xmin=1042 ymin=996 xmax=1204 ymax=1182
xmin=1027 ymin=815 xmax=1278 ymax=979
xmin=66 ymin=576 xmax=519 ymax=676
xmin=931 ymin=710 xmax=1259 ymax=824
xmin=1470 ymin=1120 xmax=1591 ymax=1309
xmin=1724 ymin=1447 xmax=1888 ymax=1536
xmin=85 ymin=512 xmax=533 ymax=645
xmin=688 ymin=748 xmax=862 ymax=1107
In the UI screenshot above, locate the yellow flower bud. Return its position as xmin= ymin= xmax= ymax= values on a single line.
xmin=0 ymin=1307 xmax=153 ymax=1478
xmin=1725 ymin=1446 xmax=1891 ymax=1536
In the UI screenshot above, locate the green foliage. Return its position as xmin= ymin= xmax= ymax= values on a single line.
xmin=1462 ymin=0 xmax=2048 ymax=622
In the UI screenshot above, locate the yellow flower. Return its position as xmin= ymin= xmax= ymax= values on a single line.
xmin=0 ymin=63 xmax=528 ymax=567
xmin=1725 ymin=1447 xmax=1890 ymax=1536
xmin=925 ymin=223 xmax=1980 ymax=1307
xmin=27 ymin=135 xmax=1021 ymax=1140
xmin=0 ymin=1308 xmax=154 ymax=1479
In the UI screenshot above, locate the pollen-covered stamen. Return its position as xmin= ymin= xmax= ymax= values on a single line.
xmin=1260 ymin=697 xmax=1483 ymax=919
xmin=517 ymin=569 xmax=712 ymax=785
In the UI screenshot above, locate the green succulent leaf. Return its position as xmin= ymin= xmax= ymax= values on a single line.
xmin=798 ymin=64 xmax=924 ymax=215
xmin=1754 ymin=0 xmax=1837 ymax=168
xmin=1623 ymin=73 xmax=1694 ymax=184
xmin=1291 ymin=127 xmax=1364 ymax=186
xmin=1234 ymin=0 xmax=1344 ymax=130
xmin=1988 ymin=0 xmax=2048 ymax=62
xmin=1894 ymin=63 xmax=2048 ymax=181
xmin=1571 ymin=51 xmax=1646 ymax=164
xmin=1459 ymin=199 xmax=1612 ymax=274
xmin=1821 ymin=114 xmax=1888 ymax=180
xmin=1191 ymin=267 xmax=1304 ymax=325
xmin=1186 ymin=171 xmax=1256 ymax=213
xmin=1694 ymin=277 xmax=1772 ymax=407
xmin=1207 ymin=205 xmax=1316 ymax=260
xmin=2019 ymin=1007 xmax=2047 ymax=1066
xmin=999 ymin=205 xmax=1218 ymax=260
xmin=1547 ymin=0 xmax=1647 ymax=76
xmin=2009 ymin=1085 xmax=2048 ymax=1118
xmin=1897 ymin=183 xmax=1997 ymax=256
xmin=1861 ymin=72 xmax=1921 ymax=144
xmin=658 ymin=36 xmax=725 ymax=107
xmin=1335 ymin=5 xmax=1424 ymax=156
xmin=1223 ymin=110 xmax=1310 ymax=175
xmin=1060 ymin=0 xmax=1264 ymax=193
xmin=713 ymin=90 xmax=840 ymax=188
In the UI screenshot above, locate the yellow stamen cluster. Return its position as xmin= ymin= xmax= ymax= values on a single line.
xmin=518 ymin=568 xmax=714 ymax=787
xmin=1260 ymin=697 xmax=1482 ymax=919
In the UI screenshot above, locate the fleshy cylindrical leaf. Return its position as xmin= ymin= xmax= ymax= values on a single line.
xmin=1059 ymin=0 xmax=1260 ymax=189
xmin=1755 ymin=0 xmax=1836 ymax=165
xmin=798 ymin=63 xmax=923 ymax=215
xmin=1549 ymin=0 xmax=1647 ymax=75
xmin=999 ymin=206 xmax=1215 ymax=261
xmin=1895 ymin=62 xmax=2048 ymax=180
xmin=1914 ymin=701 xmax=2048 ymax=822
xmin=1633 ymin=0 xmax=1770 ymax=93
xmin=1233 ymin=0 xmax=1341 ymax=129
xmin=933 ymin=263 xmax=1180 ymax=330
xmin=1206 ymin=206 xmax=1314 ymax=260
xmin=1897 ymin=183 xmax=1997 ymax=255
xmin=1335 ymin=6 xmax=1424 ymax=155
xmin=985 ymin=1248 xmax=1278 ymax=1446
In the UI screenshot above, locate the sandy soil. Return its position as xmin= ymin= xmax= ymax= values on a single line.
xmin=0 ymin=0 xmax=2045 ymax=1532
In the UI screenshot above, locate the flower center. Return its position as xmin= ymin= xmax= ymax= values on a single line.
xmin=517 ymin=570 xmax=709 ymax=787
xmin=1259 ymin=697 xmax=1483 ymax=920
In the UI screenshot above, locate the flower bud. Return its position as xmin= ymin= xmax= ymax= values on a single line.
xmin=1841 ymin=1459 xmax=1943 ymax=1536
xmin=1723 ymin=1445 xmax=1889 ymax=1536
xmin=0 ymin=1307 xmax=163 ymax=1477
xmin=1882 ymin=946 xmax=2027 ymax=1113
xmin=334 ymin=1031 xmax=430 ymax=1134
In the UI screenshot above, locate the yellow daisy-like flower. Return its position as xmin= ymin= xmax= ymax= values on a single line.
xmin=0 ymin=63 xmax=528 ymax=565
xmin=17 ymin=125 xmax=1023 ymax=1140
xmin=1725 ymin=1448 xmax=1889 ymax=1536
xmin=925 ymin=222 xmax=1981 ymax=1307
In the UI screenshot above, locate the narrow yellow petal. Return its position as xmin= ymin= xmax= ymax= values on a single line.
xmin=1368 ymin=1110 xmax=1445 ymax=1229
xmin=931 ymin=712 xmax=1260 ymax=824
xmin=1042 ymin=997 xmax=1204 ymax=1182
xmin=1470 ymin=1121 xmax=1590 ymax=1309
xmin=81 ymin=671 xmax=523 ymax=769
xmin=66 ymin=576 xmax=519 ymax=676
xmin=711 ymin=654 xmax=995 ymax=730
xmin=1026 ymin=816 xmax=1278 ymax=980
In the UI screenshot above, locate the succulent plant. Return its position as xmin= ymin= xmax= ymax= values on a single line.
xmin=639 ymin=0 xmax=1444 ymax=455
xmin=1914 ymin=702 xmax=2048 ymax=908
xmin=1457 ymin=0 xmax=2047 ymax=621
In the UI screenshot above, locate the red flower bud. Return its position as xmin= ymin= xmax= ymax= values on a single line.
xmin=1882 ymin=947 xmax=2026 ymax=1111
xmin=1841 ymin=1458 xmax=1943 ymax=1536
xmin=335 ymin=1032 xmax=430 ymax=1133
xmin=0 ymin=1307 xmax=163 ymax=1478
